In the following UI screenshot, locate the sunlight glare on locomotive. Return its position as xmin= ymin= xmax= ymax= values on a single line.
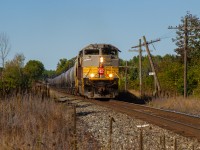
xmin=100 ymin=56 xmax=104 ymax=63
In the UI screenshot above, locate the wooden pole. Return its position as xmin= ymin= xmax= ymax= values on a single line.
xmin=174 ymin=138 xmax=177 ymax=150
xmin=139 ymin=129 xmax=143 ymax=150
xmin=143 ymin=36 xmax=161 ymax=93
xmin=73 ymin=106 xmax=77 ymax=150
xmin=109 ymin=117 xmax=115 ymax=150
xmin=184 ymin=17 xmax=188 ymax=98
xmin=125 ymin=61 xmax=128 ymax=91
xmin=139 ymin=39 xmax=143 ymax=97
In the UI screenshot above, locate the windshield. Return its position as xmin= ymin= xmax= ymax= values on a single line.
xmin=102 ymin=48 xmax=117 ymax=55
xmin=84 ymin=49 xmax=99 ymax=55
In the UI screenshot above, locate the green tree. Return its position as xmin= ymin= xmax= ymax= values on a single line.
xmin=43 ymin=69 xmax=57 ymax=81
xmin=1 ymin=54 xmax=25 ymax=94
xmin=56 ymin=58 xmax=68 ymax=75
xmin=56 ymin=57 xmax=76 ymax=75
xmin=172 ymin=12 xmax=200 ymax=96
xmin=24 ymin=60 xmax=45 ymax=82
xmin=157 ymin=55 xmax=183 ymax=94
xmin=173 ymin=12 xmax=200 ymax=62
xmin=189 ymin=63 xmax=200 ymax=97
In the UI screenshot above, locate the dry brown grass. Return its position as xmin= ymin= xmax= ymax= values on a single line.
xmin=0 ymin=94 xmax=75 ymax=149
xmin=148 ymin=97 xmax=200 ymax=116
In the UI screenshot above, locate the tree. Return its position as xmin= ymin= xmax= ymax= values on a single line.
xmin=173 ymin=12 xmax=200 ymax=62
xmin=56 ymin=57 xmax=76 ymax=75
xmin=56 ymin=58 xmax=68 ymax=74
xmin=0 ymin=33 xmax=11 ymax=68
xmin=24 ymin=60 xmax=45 ymax=82
xmin=1 ymin=54 xmax=25 ymax=94
xmin=43 ymin=69 xmax=56 ymax=79
xmin=157 ymin=55 xmax=183 ymax=94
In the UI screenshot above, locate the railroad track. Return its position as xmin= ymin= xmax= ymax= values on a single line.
xmin=82 ymin=99 xmax=200 ymax=141
xmin=51 ymin=87 xmax=200 ymax=141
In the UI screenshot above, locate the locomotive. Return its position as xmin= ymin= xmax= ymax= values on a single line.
xmin=48 ymin=44 xmax=120 ymax=99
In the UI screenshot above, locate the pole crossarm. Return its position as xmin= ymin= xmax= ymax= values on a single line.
xmin=131 ymin=38 xmax=160 ymax=49
xmin=128 ymin=49 xmax=145 ymax=52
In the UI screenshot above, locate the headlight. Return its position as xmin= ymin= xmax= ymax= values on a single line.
xmin=100 ymin=57 xmax=104 ymax=63
xmin=90 ymin=73 xmax=95 ymax=78
xmin=108 ymin=73 xmax=113 ymax=78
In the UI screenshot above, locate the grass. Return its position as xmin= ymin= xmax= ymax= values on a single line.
xmin=0 ymin=94 xmax=75 ymax=149
xmin=148 ymin=97 xmax=200 ymax=116
xmin=0 ymin=92 xmax=100 ymax=150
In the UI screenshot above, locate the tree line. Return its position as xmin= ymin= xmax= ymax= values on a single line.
xmin=119 ymin=54 xmax=200 ymax=97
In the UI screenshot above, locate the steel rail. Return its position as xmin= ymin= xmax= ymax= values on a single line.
xmin=110 ymin=100 xmax=200 ymax=127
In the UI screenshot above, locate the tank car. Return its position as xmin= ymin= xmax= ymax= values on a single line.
xmin=49 ymin=44 xmax=120 ymax=99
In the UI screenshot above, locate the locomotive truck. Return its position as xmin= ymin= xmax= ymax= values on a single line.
xmin=48 ymin=44 xmax=120 ymax=99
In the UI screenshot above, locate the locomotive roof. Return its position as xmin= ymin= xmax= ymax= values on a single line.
xmin=81 ymin=44 xmax=121 ymax=52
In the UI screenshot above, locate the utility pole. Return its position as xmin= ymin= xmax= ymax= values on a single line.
xmin=169 ymin=18 xmax=188 ymax=98
xmin=130 ymin=37 xmax=161 ymax=95
xmin=168 ymin=17 xmax=200 ymax=98
xmin=143 ymin=36 xmax=161 ymax=93
xmin=129 ymin=39 xmax=145 ymax=97
xmin=125 ymin=61 xmax=128 ymax=91
xmin=184 ymin=17 xmax=188 ymax=99
xmin=139 ymin=39 xmax=142 ymax=96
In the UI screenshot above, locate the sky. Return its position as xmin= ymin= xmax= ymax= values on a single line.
xmin=0 ymin=0 xmax=200 ymax=70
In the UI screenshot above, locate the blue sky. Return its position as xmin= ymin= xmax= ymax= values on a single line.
xmin=0 ymin=0 xmax=200 ymax=70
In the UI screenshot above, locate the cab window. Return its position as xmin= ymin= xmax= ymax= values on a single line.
xmin=102 ymin=48 xmax=117 ymax=55
xmin=79 ymin=50 xmax=83 ymax=57
xmin=84 ymin=49 xmax=99 ymax=55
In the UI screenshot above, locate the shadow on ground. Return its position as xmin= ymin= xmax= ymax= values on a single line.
xmin=117 ymin=90 xmax=152 ymax=104
xmin=77 ymin=111 xmax=99 ymax=117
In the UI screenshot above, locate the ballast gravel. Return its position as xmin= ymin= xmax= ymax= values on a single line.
xmin=60 ymin=97 xmax=200 ymax=150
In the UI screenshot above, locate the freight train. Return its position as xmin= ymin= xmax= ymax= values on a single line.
xmin=48 ymin=44 xmax=120 ymax=99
